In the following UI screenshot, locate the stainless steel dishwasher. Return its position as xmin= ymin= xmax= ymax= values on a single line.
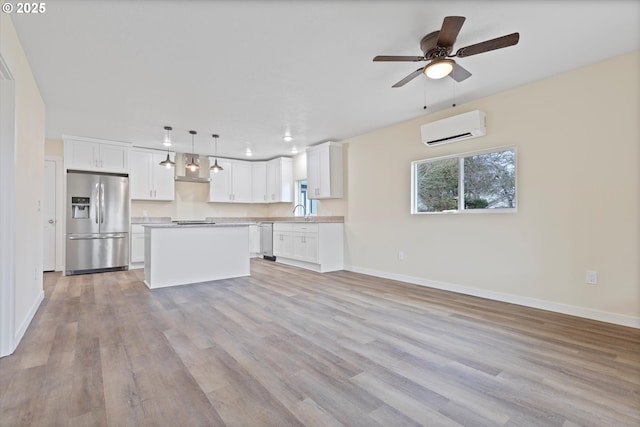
xmin=259 ymin=222 xmax=276 ymax=261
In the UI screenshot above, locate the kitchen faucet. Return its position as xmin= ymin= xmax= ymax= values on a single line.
xmin=293 ymin=204 xmax=310 ymax=221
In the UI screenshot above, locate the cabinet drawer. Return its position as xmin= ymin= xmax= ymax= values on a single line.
xmin=292 ymin=223 xmax=319 ymax=233
xmin=273 ymin=223 xmax=294 ymax=232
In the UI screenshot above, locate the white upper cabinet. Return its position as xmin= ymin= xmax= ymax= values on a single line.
xmin=208 ymin=158 xmax=252 ymax=203
xmin=306 ymin=141 xmax=343 ymax=199
xmin=266 ymin=157 xmax=293 ymax=203
xmin=251 ymin=162 xmax=268 ymax=203
xmin=130 ymin=148 xmax=175 ymax=201
xmin=64 ymin=138 xmax=129 ymax=173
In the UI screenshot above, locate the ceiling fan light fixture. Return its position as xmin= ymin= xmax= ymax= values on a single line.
xmin=424 ymin=59 xmax=454 ymax=79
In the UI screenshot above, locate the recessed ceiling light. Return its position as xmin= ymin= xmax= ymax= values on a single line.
xmin=245 ymin=147 xmax=252 ymax=157
xmin=291 ymin=146 xmax=298 ymax=154
xmin=283 ymin=135 xmax=293 ymax=142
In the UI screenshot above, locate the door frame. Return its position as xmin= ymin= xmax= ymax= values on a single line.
xmin=44 ymin=156 xmax=64 ymax=271
xmin=0 ymin=54 xmax=16 ymax=357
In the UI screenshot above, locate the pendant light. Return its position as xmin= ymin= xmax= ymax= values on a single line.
xmin=159 ymin=148 xmax=175 ymax=168
xmin=210 ymin=134 xmax=224 ymax=173
xmin=186 ymin=130 xmax=199 ymax=171
xmin=158 ymin=126 xmax=175 ymax=168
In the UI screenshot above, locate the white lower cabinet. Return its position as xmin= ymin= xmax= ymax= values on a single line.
xmin=249 ymin=224 xmax=261 ymax=257
xmin=273 ymin=222 xmax=343 ymax=272
xmin=130 ymin=225 xmax=145 ymax=264
xmin=273 ymin=227 xmax=294 ymax=258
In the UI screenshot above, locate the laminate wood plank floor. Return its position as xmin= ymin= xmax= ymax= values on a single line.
xmin=1 ymin=259 xmax=638 ymax=426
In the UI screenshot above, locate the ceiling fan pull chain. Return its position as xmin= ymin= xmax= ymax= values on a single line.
xmin=423 ymin=76 xmax=428 ymax=110
xmin=452 ymin=79 xmax=457 ymax=107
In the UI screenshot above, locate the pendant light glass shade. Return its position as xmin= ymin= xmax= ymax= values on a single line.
xmin=186 ymin=130 xmax=199 ymax=171
xmin=210 ymin=134 xmax=224 ymax=173
xmin=163 ymin=126 xmax=172 ymax=146
xmin=424 ymin=59 xmax=454 ymax=79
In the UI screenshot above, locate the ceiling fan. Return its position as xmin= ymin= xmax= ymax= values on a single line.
xmin=373 ymin=16 xmax=519 ymax=87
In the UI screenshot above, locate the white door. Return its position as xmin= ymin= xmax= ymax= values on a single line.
xmin=43 ymin=160 xmax=56 ymax=271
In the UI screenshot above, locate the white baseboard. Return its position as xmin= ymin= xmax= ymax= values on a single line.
xmin=13 ymin=290 xmax=44 ymax=353
xmin=343 ymin=264 xmax=640 ymax=329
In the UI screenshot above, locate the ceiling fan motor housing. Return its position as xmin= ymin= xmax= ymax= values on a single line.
xmin=420 ymin=31 xmax=452 ymax=59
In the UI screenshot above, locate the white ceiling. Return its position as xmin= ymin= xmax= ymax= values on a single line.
xmin=10 ymin=0 xmax=640 ymax=159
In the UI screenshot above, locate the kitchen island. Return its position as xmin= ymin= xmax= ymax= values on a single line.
xmin=143 ymin=222 xmax=251 ymax=289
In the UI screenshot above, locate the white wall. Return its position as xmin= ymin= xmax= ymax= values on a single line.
xmin=0 ymin=14 xmax=45 ymax=353
xmin=343 ymin=51 xmax=639 ymax=326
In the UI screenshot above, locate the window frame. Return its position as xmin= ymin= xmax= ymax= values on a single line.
xmin=411 ymin=145 xmax=518 ymax=215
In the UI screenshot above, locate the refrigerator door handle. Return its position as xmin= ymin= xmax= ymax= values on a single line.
xmin=100 ymin=183 xmax=105 ymax=224
xmin=95 ymin=182 xmax=100 ymax=224
xmin=68 ymin=234 xmax=127 ymax=240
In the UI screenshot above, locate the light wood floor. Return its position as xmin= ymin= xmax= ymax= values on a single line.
xmin=1 ymin=259 xmax=638 ymax=426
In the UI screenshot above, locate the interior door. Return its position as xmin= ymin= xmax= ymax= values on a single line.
xmin=43 ymin=160 xmax=56 ymax=271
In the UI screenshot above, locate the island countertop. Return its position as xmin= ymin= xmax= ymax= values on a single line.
xmin=141 ymin=222 xmax=255 ymax=228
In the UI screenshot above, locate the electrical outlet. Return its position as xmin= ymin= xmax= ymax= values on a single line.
xmin=398 ymin=250 xmax=404 ymax=260
xmin=586 ymin=271 xmax=598 ymax=285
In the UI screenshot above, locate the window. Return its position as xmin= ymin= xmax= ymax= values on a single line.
xmin=296 ymin=180 xmax=317 ymax=216
xmin=412 ymin=147 xmax=516 ymax=214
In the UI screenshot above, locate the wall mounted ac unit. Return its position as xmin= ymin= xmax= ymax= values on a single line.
xmin=421 ymin=110 xmax=486 ymax=146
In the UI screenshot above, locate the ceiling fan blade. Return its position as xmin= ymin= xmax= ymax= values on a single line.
xmin=392 ymin=68 xmax=424 ymax=88
xmin=449 ymin=62 xmax=472 ymax=82
xmin=373 ymin=55 xmax=425 ymax=62
xmin=436 ymin=16 xmax=466 ymax=48
xmin=454 ymin=32 xmax=520 ymax=58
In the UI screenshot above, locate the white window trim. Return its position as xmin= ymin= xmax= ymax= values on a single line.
xmin=411 ymin=145 xmax=518 ymax=215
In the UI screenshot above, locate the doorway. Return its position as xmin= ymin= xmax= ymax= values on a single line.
xmin=43 ymin=158 xmax=60 ymax=271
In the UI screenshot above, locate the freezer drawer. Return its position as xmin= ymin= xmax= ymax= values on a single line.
xmin=65 ymin=233 xmax=129 ymax=275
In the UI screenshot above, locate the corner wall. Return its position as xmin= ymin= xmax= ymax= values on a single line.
xmin=343 ymin=51 xmax=639 ymax=326
xmin=0 ymin=14 xmax=45 ymax=352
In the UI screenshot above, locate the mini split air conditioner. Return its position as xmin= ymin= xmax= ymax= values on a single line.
xmin=421 ymin=110 xmax=486 ymax=146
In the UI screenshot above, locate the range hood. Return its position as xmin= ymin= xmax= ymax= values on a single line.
xmin=175 ymin=153 xmax=211 ymax=183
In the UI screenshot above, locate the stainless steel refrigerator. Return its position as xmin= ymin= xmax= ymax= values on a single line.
xmin=65 ymin=171 xmax=129 ymax=275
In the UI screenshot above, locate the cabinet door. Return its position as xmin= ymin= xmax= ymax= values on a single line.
xmin=266 ymin=158 xmax=293 ymax=203
xmin=152 ymin=152 xmax=175 ymax=200
xmin=252 ymin=162 xmax=267 ymax=203
xmin=293 ymin=233 xmax=319 ymax=263
xmin=230 ymin=160 xmax=252 ymax=203
xmin=266 ymin=159 xmax=279 ymax=202
xmin=209 ymin=160 xmax=232 ymax=202
xmin=307 ymin=146 xmax=332 ymax=199
xmin=131 ymin=233 xmax=145 ymax=263
xmin=248 ymin=225 xmax=261 ymax=255
xmin=99 ymin=144 xmax=128 ymax=173
xmin=273 ymin=231 xmax=293 ymax=257
xmin=317 ymin=147 xmax=332 ymax=198
xmin=66 ymin=140 xmax=99 ymax=170
xmin=130 ymin=150 xmax=153 ymax=200
xmin=303 ymin=233 xmax=319 ymax=262
xmin=306 ymin=148 xmax=321 ymax=198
